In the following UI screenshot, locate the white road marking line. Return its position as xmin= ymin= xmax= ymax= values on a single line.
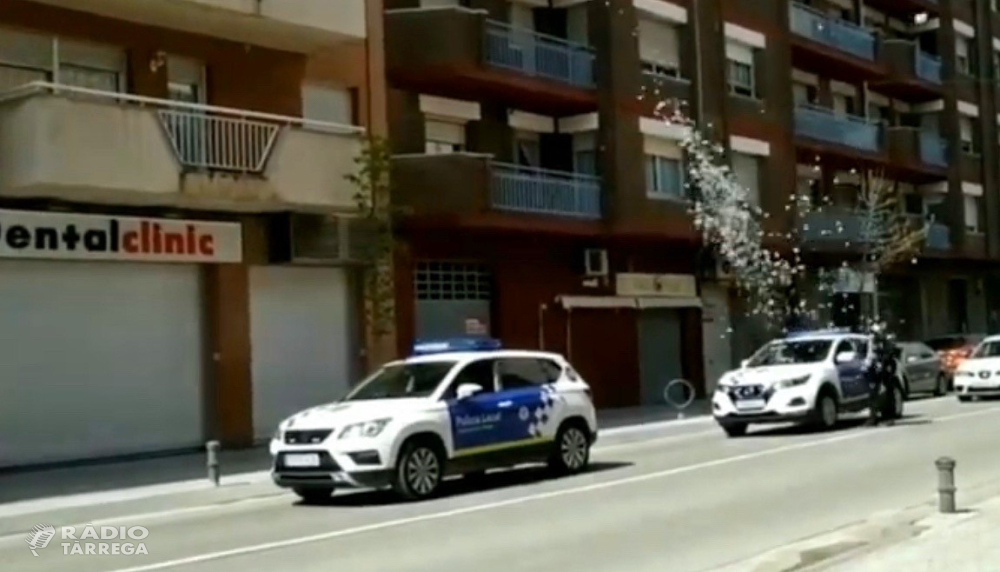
xmin=0 ymin=428 xmax=716 ymax=544
xmin=97 ymin=405 xmax=1000 ymax=572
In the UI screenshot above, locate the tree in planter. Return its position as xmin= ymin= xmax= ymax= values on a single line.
xmin=344 ymin=135 xmax=398 ymax=357
xmin=815 ymin=171 xmax=927 ymax=331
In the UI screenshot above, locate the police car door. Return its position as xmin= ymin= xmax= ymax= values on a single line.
xmin=445 ymin=358 xmax=507 ymax=453
xmin=834 ymin=338 xmax=867 ymax=402
xmin=495 ymin=357 xmax=556 ymax=444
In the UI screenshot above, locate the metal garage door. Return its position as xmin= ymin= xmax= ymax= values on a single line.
xmin=0 ymin=260 xmax=204 ymax=468
xmin=414 ymin=261 xmax=492 ymax=339
xmin=249 ymin=266 xmax=355 ymax=440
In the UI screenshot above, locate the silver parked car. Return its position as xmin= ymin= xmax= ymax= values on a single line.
xmin=898 ymin=341 xmax=949 ymax=397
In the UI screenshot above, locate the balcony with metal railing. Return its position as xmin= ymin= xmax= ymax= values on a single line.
xmin=919 ymin=132 xmax=947 ymax=167
xmin=391 ymin=153 xmax=602 ymax=225
xmin=30 ymin=0 xmax=364 ymax=52
xmin=491 ymin=163 xmax=600 ymax=218
xmin=924 ymin=222 xmax=951 ymax=250
xmin=484 ymin=22 xmax=595 ymax=89
xmin=0 ymin=82 xmax=363 ymax=212
xmin=789 ymin=2 xmax=876 ymax=61
xmin=874 ymin=40 xmax=943 ymax=101
xmin=385 ymin=6 xmax=598 ymax=115
xmin=794 ymin=104 xmax=883 ymax=155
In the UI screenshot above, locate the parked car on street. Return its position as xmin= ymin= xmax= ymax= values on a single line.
xmin=924 ymin=333 xmax=987 ymax=378
xmin=954 ymin=335 xmax=1000 ymax=402
xmin=269 ymin=337 xmax=598 ymax=503
xmin=897 ymin=341 xmax=949 ymax=397
xmin=712 ymin=328 xmax=906 ymax=437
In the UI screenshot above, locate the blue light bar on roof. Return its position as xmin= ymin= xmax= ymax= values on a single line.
xmin=411 ymin=337 xmax=502 ymax=356
xmin=785 ymin=327 xmax=851 ymax=339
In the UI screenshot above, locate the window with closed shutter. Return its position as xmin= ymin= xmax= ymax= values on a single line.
xmin=638 ymin=19 xmax=680 ymax=77
xmin=964 ymin=195 xmax=982 ymax=232
xmin=959 ymin=116 xmax=975 ymax=153
xmin=59 ymin=39 xmax=125 ymax=92
xmin=956 ymin=37 xmax=970 ymax=73
xmin=731 ymin=153 xmax=761 ymax=206
xmin=424 ymin=119 xmax=465 ymax=154
xmin=302 ymin=84 xmax=353 ymax=125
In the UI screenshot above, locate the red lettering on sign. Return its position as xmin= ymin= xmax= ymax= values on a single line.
xmin=198 ymin=235 xmax=215 ymax=256
xmin=123 ymin=231 xmax=139 ymax=253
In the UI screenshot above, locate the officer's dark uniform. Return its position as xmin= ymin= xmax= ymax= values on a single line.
xmin=866 ymin=330 xmax=898 ymax=426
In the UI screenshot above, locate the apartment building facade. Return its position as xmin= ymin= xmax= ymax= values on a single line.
xmin=385 ymin=0 xmax=1000 ymax=408
xmin=0 ymin=0 xmax=382 ymax=469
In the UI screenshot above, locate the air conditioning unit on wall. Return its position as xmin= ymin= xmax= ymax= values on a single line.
xmin=583 ymin=248 xmax=609 ymax=277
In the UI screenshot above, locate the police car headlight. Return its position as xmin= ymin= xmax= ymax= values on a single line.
xmin=776 ymin=375 xmax=811 ymax=389
xmin=957 ymin=370 xmax=974 ymax=378
xmin=338 ymin=419 xmax=392 ymax=439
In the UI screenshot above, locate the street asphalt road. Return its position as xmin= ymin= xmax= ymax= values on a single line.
xmin=3 ymin=396 xmax=1000 ymax=572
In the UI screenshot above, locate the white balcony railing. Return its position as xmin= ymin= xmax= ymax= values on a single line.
xmin=0 ymin=82 xmax=364 ymax=211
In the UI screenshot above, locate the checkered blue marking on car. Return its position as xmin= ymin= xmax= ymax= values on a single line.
xmin=448 ymin=384 xmax=562 ymax=453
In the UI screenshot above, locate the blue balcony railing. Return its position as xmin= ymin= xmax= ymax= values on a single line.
xmin=919 ymin=132 xmax=947 ymax=167
xmin=800 ymin=211 xmax=873 ymax=245
xmin=925 ymin=223 xmax=951 ymax=250
xmin=794 ymin=104 xmax=881 ymax=152
xmin=789 ymin=2 xmax=876 ymax=60
xmin=484 ymin=21 xmax=595 ymax=88
xmin=491 ymin=162 xmax=601 ymax=219
xmin=916 ymin=51 xmax=942 ymax=84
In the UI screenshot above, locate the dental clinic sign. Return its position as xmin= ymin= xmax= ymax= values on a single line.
xmin=0 ymin=209 xmax=242 ymax=263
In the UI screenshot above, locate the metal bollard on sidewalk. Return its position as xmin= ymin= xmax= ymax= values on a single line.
xmin=935 ymin=456 xmax=957 ymax=513
xmin=206 ymin=440 xmax=221 ymax=487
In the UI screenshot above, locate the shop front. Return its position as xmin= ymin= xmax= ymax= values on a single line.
xmin=0 ymin=208 xmax=242 ymax=468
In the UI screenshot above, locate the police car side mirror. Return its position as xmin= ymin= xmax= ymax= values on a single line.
xmin=906 ymin=355 xmax=919 ymax=363
xmin=456 ymin=383 xmax=483 ymax=400
xmin=740 ymin=359 xmax=749 ymax=369
xmin=835 ymin=351 xmax=857 ymax=364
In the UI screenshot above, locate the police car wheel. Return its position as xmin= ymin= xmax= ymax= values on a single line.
xmin=393 ymin=441 xmax=443 ymax=501
xmin=891 ymin=386 xmax=905 ymax=419
xmin=814 ymin=392 xmax=838 ymax=429
xmin=549 ymin=424 xmax=590 ymax=474
xmin=293 ymin=487 xmax=333 ymax=504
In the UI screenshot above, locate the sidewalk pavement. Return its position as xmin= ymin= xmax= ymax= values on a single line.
xmin=818 ymin=496 xmax=1000 ymax=571
xmin=0 ymin=403 xmax=710 ymax=517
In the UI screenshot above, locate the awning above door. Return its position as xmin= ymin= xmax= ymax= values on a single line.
xmin=557 ymin=295 xmax=703 ymax=309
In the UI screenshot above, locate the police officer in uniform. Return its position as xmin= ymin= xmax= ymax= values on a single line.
xmin=865 ymin=322 xmax=897 ymax=427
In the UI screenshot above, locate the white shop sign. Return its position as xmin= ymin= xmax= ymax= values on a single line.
xmin=0 ymin=209 xmax=242 ymax=263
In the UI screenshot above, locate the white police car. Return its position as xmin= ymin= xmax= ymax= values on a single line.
xmin=269 ymin=338 xmax=598 ymax=502
xmin=712 ymin=329 xmax=906 ymax=437
xmin=954 ymin=335 xmax=1000 ymax=402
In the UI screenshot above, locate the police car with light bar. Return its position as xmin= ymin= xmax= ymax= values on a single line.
xmin=269 ymin=337 xmax=598 ymax=502
xmin=712 ymin=328 xmax=906 ymax=437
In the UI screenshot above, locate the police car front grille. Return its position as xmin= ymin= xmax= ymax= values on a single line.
xmin=285 ymin=430 xmax=333 ymax=445
xmin=275 ymin=452 xmax=341 ymax=472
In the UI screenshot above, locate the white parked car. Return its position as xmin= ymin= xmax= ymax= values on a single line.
xmin=712 ymin=329 xmax=906 ymax=437
xmin=953 ymin=335 xmax=1000 ymax=401
xmin=269 ymin=338 xmax=598 ymax=502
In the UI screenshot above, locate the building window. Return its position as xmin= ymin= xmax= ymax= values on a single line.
xmin=731 ymin=152 xmax=761 ymax=206
xmin=645 ymin=154 xmax=685 ymax=199
xmin=513 ymin=131 xmax=541 ymax=168
xmin=414 ymin=261 xmax=491 ymax=301
xmin=302 ymin=84 xmax=354 ymax=125
xmin=725 ymin=40 xmax=756 ymax=98
xmin=959 ymin=115 xmax=977 ymax=154
xmin=964 ymin=195 xmax=983 ymax=233
xmin=956 ymin=36 xmax=971 ymax=74
xmin=638 ymin=18 xmax=682 ymax=79
xmin=424 ymin=119 xmax=465 ymax=154
xmin=792 ymin=82 xmax=818 ymax=105
xmin=573 ymin=131 xmax=597 ymax=175
xmin=0 ymin=28 xmax=125 ymax=92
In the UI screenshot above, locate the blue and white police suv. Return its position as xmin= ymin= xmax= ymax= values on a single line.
xmin=712 ymin=328 xmax=906 ymax=437
xmin=269 ymin=338 xmax=598 ymax=502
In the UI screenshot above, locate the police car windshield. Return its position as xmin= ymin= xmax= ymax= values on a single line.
xmin=970 ymin=341 xmax=1000 ymax=359
xmin=344 ymin=361 xmax=457 ymax=401
xmin=747 ymin=339 xmax=834 ymax=367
